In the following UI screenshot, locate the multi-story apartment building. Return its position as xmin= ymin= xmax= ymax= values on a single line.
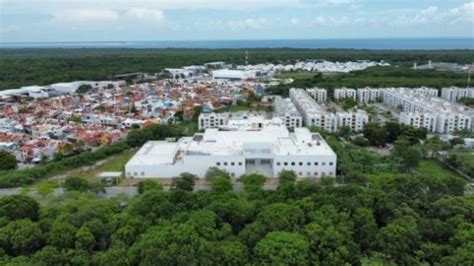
xmin=441 ymin=87 xmax=474 ymax=102
xmin=306 ymin=88 xmax=327 ymax=103
xmin=413 ymin=87 xmax=439 ymax=97
xmin=399 ymin=112 xmax=437 ymax=132
xmin=335 ymin=110 xmax=369 ymax=132
xmin=357 ymin=87 xmax=381 ymax=104
xmin=290 ymin=88 xmax=337 ymax=132
xmin=436 ymin=112 xmax=472 ymax=134
xmin=198 ymin=112 xmax=228 ymax=130
xmin=273 ymin=96 xmax=303 ymax=128
xmin=334 ymin=88 xmax=357 ymax=100
xmin=382 ymin=88 xmax=473 ymax=133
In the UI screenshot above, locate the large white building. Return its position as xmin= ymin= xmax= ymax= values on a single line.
xmin=212 ymin=69 xmax=256 ymax=80
xmin=334 ymin=88 xmax=357 ymax=100
xmin=441 ymin=87 xmax=474 ymax=102
xmin=125 ymin=120 xmax=337 ymax=179
xmin=306 ymin=88 xmax=327 ymax=103
xmin=382 ymin=88 xmax=473 ymax=133
xmin=273 ymin=96 xmax=303 ymax=128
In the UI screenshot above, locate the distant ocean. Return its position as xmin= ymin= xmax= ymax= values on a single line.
xmin=1 ymin=38 xmax=473 ymax=50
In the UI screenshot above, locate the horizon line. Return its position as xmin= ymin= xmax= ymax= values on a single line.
xmin=1 ymin=37 xmax=474 ymax=45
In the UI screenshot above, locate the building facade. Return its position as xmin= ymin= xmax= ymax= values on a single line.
xmin=125 ymin=122 xmax=337 ymax=179
xmin=306 ymin=88 xmax=327 ymax=103
xmin=357 ymin=88 xmax=381 ymax=104
xmin=334 ymin=88 xmax=357 ymax=100
xmin=441 ymin=87 xmax=474 ymax=102
xmin=273 ymin=96 xmax=303 ymax=129
xmin=382 ymin=88 xmax=473 ymax=133
xmin=335 ymin=110 xmax=369 ymax=132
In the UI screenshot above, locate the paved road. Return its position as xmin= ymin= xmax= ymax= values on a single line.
xmin=0 ymin=184 xmax=279 ymax=198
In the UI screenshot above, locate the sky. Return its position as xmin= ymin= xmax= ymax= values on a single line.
xmin=0 ymin=0 xmax=473 ymax=42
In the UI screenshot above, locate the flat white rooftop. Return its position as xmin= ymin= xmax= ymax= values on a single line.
xmin=126 ymin=126 xmax=336 ymax=166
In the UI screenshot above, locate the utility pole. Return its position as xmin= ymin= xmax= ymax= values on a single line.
xmin=245 ymin=50 xmax=249 ymax=66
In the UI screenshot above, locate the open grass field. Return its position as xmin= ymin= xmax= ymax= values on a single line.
xmin=416 ymin=159 xmax=463 ymax=179
xmin=38 ymin=149 xmax=137 ymax=186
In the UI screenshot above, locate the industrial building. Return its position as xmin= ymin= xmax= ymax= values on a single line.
xmin=125 ymin=119 xmax=337 ymax=179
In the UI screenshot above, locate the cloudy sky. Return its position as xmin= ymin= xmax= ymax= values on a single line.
xmin=1 ymin=0 xmax=473 ymax=42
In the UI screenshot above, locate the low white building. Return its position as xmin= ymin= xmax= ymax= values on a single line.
xmin=125 ymin=124 xmax=337 ymax=179
xmin=306 ymin=88 xmax=327 ymax=103
xmin=212 ymin=69 xmax=256 ymax=80
xmin=334 ymin=88 xmax=357 ymax=100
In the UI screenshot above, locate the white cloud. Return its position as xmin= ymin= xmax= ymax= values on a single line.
xmin=392 ymin=6 xmax=439 ymax=25
xmin=53 ymin=9 xmax=119 ymax=22
xmin=206 ymin=17 xmax=274 ymax=31
xmin=449 ymin=2 xmax=474 ymax=23
xmin=126 ymin=8 xmax=165 ymax=23
xmin=227 ymin=18 xmax=271 ymax=30
xmin=5 ymin=0 xmax=356 ymax=12
xmin=313 ymin=16 xmax=351 ymax=26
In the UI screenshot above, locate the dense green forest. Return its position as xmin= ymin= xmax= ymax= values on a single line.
xmin=0 ymin=169 xmax=472 ymax=265
xmin=1 ymin=48 xmax=473 ymax=90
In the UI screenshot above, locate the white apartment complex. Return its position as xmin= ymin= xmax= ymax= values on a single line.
xmin=290 ymin=88 xmax=337 ymax=132
xmin=335 ymin=110 xmax=369 ymax=132
xmin=441 ymin=87 xmax=474 ymax=102
xmin=334 ymin=88 xmax=357 ymax=100
xmin=357 ymin=88 xmax=381 ymax=104
xmin=125 ymin=120 xmax=337 ymax=179
xmin=290 ymin=88 xmax=368 ymax=132
xmin=399 ymin=112 xmax=437 ymax=132
xmin=306 ymin=88 xmax=327 ymax=103
xmin=273 ymin=96 xmax=303 ymax=128
xmin=198 ymin=113 xmax=228 ymax=130
xmin=382 ymin=88 xmax=473 ymax=133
